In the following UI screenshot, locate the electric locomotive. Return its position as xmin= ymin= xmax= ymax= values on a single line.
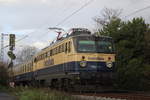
xmin=11 ymin=28 xmax=115 ymax=91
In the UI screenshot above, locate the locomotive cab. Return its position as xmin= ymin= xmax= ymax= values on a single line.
xmin=70 ymin=34 xmax=115 ymax=86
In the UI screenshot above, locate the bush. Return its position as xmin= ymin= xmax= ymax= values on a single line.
xmin=0 ymin=62 xmax=9 ymax=86
xmin=10 ymin=87 xmax=80 ymax=100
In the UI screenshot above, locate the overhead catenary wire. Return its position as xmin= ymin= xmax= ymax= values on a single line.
xmin=124 ymin=5 xmax=150 ymax=18
xmin=16 ymin=35 xmax=29 ymax=43
xmin=6 ymin=2 xmax=150 ymax=48
xmin=37 ymin=1 xmax=150 ymax=40
xmin=33 ymin=0 xmax=95 ymax=41
xmin=40 ymin=4 xmax=150 ymax=41
xmin=55 ymin=0 xmax=95 ymax=26
xmin=3 ymin=35 xmax=29 ymax=49
xmin=21 ymin=0 xmax=95 ymax=42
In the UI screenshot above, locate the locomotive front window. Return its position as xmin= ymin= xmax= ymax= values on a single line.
xmin=78 ymin=40 xmax=96 ymax=52
xmin=76 ymin=36 xmax=115 ymax=53
xmin=97 ymin=41 xmax=114 ymax=53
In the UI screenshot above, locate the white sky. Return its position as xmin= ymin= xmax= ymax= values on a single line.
xmin=0 ymin=0 xmax=150 ymax=60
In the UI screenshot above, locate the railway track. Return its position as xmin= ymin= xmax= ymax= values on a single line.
xmin=72 ymin=92 xmax=150 ymax=100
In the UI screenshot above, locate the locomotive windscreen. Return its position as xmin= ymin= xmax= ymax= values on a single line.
xmin=76 ymin=36 xmax=115 ymax=53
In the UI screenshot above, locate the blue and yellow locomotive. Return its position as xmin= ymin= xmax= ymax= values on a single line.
xmin=11 ymin=28 xmax=115 ymax=91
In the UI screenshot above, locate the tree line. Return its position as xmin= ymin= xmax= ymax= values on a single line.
xmin=94 ymin=8 xmax=150 ymax=91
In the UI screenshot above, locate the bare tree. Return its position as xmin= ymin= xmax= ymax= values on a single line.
xmin=16 ymin=46 xmax=39 ymax=63
xmin=93 ymin=8 xmax=122 ymax=31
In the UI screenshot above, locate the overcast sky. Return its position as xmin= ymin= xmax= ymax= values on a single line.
xmin=0 ymin=0 xmax=150 ymax=60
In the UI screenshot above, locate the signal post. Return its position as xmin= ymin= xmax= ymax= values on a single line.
xmin=8 ymin=34 xmax=16 ymax=83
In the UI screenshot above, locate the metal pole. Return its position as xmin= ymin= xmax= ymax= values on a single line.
xmin=0 ymin=33 xmax=4 ymax=62
xmin=0 ymin=33 xmax=9 ymax=62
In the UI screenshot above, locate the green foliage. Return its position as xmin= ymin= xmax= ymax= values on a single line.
xmin=0 ymin=85 xmax=8 ymax=92
xmin=98 ymin=17 xmax=150 ymax=90
xmin=9 ymin=87 xmax=80 ymax=100
xmin=144 ymin=29 xmax=150 ymax=64
xmin=100 ymin=18 xmax=122 ymax=37
xmin=0 ymin=62 xmax=9 ymax=86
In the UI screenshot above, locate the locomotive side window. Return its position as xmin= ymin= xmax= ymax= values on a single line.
xmin=62 ymin=44 xmax=64 ymax=52
xmin=52 ymin=49 xmax=54 ymax=55
xmin=22 ymin=66 xmax=23 ymax=73
xmin=34 ymin=58 xmax=37 ymax=62
xmin=54 ymin=48 xmax=56 ymax=55
xmin=58 ymin=46 xmax=61 ymax=53
xmin=53 ymin=48 xmax=56 ymax=55
xmin=25 ymin=65 xmax=27 ymax=72
xmin=38 ymin=56 xmax=40 ymax=60
xmin=23 ymin=65 xmax=24 ymax=73
xmin=68 ymin=41 xmax=71 ymax=53
xmin=41 ymin=54 xmax=43 ymax=60
xmin=41 ymin=55 xmax=42 ymax=60
xmin=29 ymin=63 xmax=31 ymax=71
xmin=65 ymin=42 xmax=68 ymax=53
xmin=31 ymin=63 xmax=32 ymax=71
xmin=39 ymin=55 xmax=41 ymax=60
xmin=42 ymin=53 xmax=45 ymax=59
xmin=57 ymin=47 xmax=59 ymax=54
xmin=27 ymin=64 xmax=29 ymax=72
xmin=47 ymin=51 xmax=50 ymax=57
xmin=28 ymin=64 xmax=30 ymax=71
xmin=61 ymin=45 xmax=63 ymax=52
xmin=40 ymin=55 xmax=42 ymax=60
xmin=60 ymin=45 xmax=62 ymax=53
xmin=24 ymin=65 xmax=26 ymax=72
xmin=25 ymin=65 xmax=28 ymax=72
xmin=57 ymin=47 xmax=59 ymax=53
xmin=55 ymin=48 xmax=57 ymax=54
xmin=56 ymin=47 xmax=58 ymax=54
xmin=45 ymin=52 xmax=47 ymax=58
xmin=53 ymin=49 xmax=55 ymax=55
xmin=55 ymin=47 xmax=57 ymax=54
xmin=50 ymin=50 xmax=52 ymax=56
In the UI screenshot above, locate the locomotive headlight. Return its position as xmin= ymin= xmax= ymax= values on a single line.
xmin=106 ymin=61 xmax=113 ymax=68
xmin=80 ymin=61 xmax=87 ymax=67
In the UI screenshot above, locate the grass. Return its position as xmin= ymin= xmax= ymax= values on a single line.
xmin=8 ymin=87 xmax=82 ymax=100
xmin=0 ymin=85 xmax=9 ymax=92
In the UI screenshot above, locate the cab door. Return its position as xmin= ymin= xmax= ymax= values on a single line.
xmin=64 ymin=41 xmax=72 ymax=73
